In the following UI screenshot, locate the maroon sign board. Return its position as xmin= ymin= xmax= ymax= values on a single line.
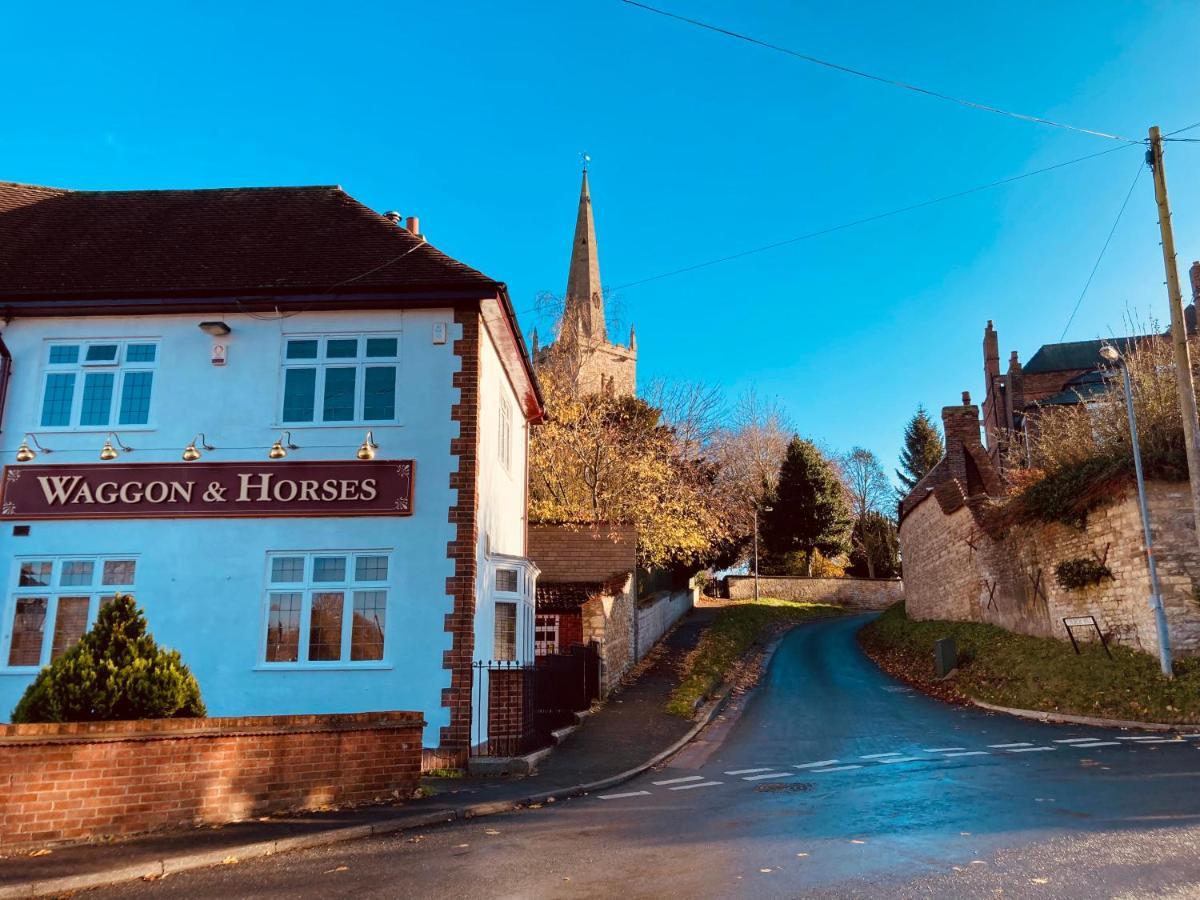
xmin=0 ymin=460 xmax=414 ymax=520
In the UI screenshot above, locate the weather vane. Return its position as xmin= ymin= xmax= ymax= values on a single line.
xmin=580 ymin=151 xmax=591 ymax=172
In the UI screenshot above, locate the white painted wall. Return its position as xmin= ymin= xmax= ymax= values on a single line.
xmin=0 ymin=308 xmax=479 ymax=747
xmin=635 ymin=586 xmax=696 ymax=660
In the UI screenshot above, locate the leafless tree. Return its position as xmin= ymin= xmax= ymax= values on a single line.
xmin=644 ymin=377 xmax=726 ymax=460
xmin=840 ymin=447 xmax=893 ymax=519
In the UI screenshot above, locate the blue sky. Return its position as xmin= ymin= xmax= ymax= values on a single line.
xmin=4 ymin=1 xmax=1199 ymax=483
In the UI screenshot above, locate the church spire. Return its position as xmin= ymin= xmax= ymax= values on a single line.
xmin=563 ymin=169 xmax=605 ymax=341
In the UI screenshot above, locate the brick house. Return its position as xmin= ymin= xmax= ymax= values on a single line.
xmin=0 ymin=181 xmax=543 ymax=766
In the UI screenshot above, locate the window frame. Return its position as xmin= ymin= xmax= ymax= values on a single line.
xmin=3 ymin=554 xmax=139 ymax=671
xmin=534 ymin=614 xmax=559 ymax=657
xmin=498 ymin=394 xmax=513 ymax=473
xmin=258 ymin=550 xmax=393 ymax=670
xmin=493 ymin=601 xmax=518 ymax=662
xmin=37 ymin=339 xmax=159 ymax=432
xmin=277 ymin=332 xmax=403 ymax=428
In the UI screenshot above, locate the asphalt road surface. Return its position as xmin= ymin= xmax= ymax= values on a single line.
xmin=94 ymin=615 xmax=1200 ymax=899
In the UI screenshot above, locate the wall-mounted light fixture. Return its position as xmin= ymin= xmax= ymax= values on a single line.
xmin=268 ymin=431 xmax=298 ymax=460
xmin=356 ymin=430 xmax=378 ymax=461
xmin=15 ymin=434 xmax=52 ymax=463
xmin=182 ymin=432 xmax=215 ymax=462
xmin=99 ymin=433 xmax=133 ymax=461
xmin=198 ymin=321 xmax=232 ymax=336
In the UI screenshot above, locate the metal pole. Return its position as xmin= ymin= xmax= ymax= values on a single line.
xmin=753 ymin=507 xmax=760 ymax=603
xmin=1148 ymin=126 xmax=1200 ymax=554
xmin=1122 ymin=361 xmax=1174 ymax=676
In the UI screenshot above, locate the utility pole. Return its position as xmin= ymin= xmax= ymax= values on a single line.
xmin=1148 ymin=125 xmax=1200 ymax=553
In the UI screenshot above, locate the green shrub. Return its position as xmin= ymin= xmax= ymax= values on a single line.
xmin=1054 ymin=557 xmax=1114 ymax=590
xmin=11 ymin=594 xmax=206 ymax=723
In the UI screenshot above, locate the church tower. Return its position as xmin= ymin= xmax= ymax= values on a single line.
xmin=537 ymin=168 xmax=637 ymax=396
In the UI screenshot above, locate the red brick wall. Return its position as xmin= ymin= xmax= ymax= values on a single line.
xmin=528 ymin=525 xmax=636 ymax=582
xmin=0 ymin=712 xmax=423 ymax=850
xmin=486 ymin=669 xmax=532 ymax=755
xmin=441 ymin=307 xmax=481 ymax=759
xmin=558 ymin=611 xmax=584 ymax=649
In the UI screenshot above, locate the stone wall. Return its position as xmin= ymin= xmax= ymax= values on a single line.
xmin=0 ymin=711 xmax=423 ymax=850
xmin=900 ymin=481 xmax=1200 ymax=656
xmin=726 ymin=576 xmax=903 ymax=610
xmin=581 ymin=575 xmax=635 ymax=693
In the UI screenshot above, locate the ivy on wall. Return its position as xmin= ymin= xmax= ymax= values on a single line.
xmin=1054 ymin=557 xmax=1114 ymax=591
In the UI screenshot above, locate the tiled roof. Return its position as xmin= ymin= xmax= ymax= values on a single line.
xmin=0 ymin=182 xmax=498 ymax=300
xmin=536 ymin=581 xmax=605 ymax=612
xmin=1023 ymin=317 xmax=1195 ymax=376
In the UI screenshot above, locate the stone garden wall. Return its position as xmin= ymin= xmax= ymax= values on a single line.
xmin=726 ymin=575 xmax=903 ymax=610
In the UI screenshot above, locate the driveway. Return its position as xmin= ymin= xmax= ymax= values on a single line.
xmin=93 ymin=614 xmax=1200 ymax=898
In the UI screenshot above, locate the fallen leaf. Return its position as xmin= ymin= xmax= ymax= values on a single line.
xmin=324 ymin=866 xmax=348 ymax=874
xmin=222 ymin=856 xmax=239 ymax=865
xmin=485 ymin=829 xmax=500 ymax=835
xmin=971 ymin=860 xmax=987 ymax=866
xmin=29 ymin=849 xmax=51 ymax=858
xmin=759 ymin=868 xmax=772 ymax=873
xmin=796 ymin=852 xmax=809 ymax=858
xmin=407 ymin=836 xmax=424 ymax=844
xmin=455 ymin=843 xmax=469 ymax=848
xmin=1030 ymin=877 xmax=1049 ymax=885
xmin=529 ymin=803 xmax=543 ymax=809
xmin=850 ymin=839 xmax=866 ymax=844
xmin=960 ymin=832 xmax=972 ymax=836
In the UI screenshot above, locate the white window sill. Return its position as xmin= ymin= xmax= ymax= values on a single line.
xmin=253 ymin=663 xmax=393 ymax=672
xmin=31 ymin=425 xmax=158 ymax=434
xmin=0 ymin=667 xmax=41 ymax=676
xmin=273 ymin=422 xmax=404 ymax=431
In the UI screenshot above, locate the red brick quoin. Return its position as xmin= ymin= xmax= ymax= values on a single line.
xmin=0 ymin=711 xmax=423 ymax=850
xmin=440 ymin=308 xmax=481 ymax=762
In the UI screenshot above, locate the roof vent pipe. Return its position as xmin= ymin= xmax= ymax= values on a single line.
xmin=406 ymin=216 xmax=421 ymax=237
xmin=383 ymin=211 xmax=401 ymax=224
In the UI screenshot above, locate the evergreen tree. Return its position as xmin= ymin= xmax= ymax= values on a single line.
xmin=897 ymin=405 xmax=945 ymax=491
xmin=760 ymin=437 xmax=852 ymax=576
xmin=12 ymin=594 xmax=206 ymax=723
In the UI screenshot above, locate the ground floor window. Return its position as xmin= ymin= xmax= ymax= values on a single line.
xmin=263 ymin=551 xmax=390 ymax=665
xmin=534 ymin=614 xmax=559 ymax=656
xmin=493 ymin=601 xmax=517 ymax=661
xmin=5 ymin=556 xmax=137 ymax=668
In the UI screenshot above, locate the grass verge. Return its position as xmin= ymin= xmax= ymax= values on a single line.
xmin=666 ymin=599 xmax=844 ymax=717
xmin=859 ymin=601 xmax=1200 ymax=724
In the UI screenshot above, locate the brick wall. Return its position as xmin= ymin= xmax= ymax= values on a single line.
xmin=0 ymin=711 xmax=423 ymax=850
xmin=900 ymin=481 xmax=1200 ymax=656
xmin=486 ymin=669 xmax=532 ymax=755
xmin=527 ymin=524 xmax=637 ymax=582
xmin=726 ymin=576 xmax=902 ymax=609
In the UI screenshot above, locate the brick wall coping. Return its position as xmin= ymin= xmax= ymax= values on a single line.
xmin=0 ymin=711 xmax=425 ymax=746
xmin=726 ymin=575 xmax=902 ymax=584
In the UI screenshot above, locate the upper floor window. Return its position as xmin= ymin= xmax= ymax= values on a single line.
xmin=5 ymin=555 xmax=137 ymax=669
xmin=498 ymin=395 xmax=513 ymax=472
xmin=40 ymin=341 xmax=157 ymax=429
xmin=281 ymin=335 xmax=400 ymax=425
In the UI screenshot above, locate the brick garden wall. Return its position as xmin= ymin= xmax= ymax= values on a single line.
xmin=0 ymin=711 xmax=423 ymax=850
xmin=726 ymin=576 xmax=902 ymax=610
xmin=899 ymin=481 xmax=1200 ymax=656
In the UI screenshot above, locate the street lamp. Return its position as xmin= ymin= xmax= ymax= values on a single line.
xmin=1100 ymin=342 xmax=1173 ymax=677
xmin=753 ymin=504 xmax=773 ymax=602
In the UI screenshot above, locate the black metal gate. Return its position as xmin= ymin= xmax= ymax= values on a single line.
xmin=471 ymin=642 xmax=601 ymax=758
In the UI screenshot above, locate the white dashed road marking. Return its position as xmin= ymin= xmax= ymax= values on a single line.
xmin=725 ymin=768 xmax=772 ymax=775
xmin=812 ymin=765 xmax=863 ymax=773
xmin=1054 ymin=738 xmax=1103 ymax=744
xmin=652 ymin=775 xmax=703 ymax=786
xmin=860 ymin=752 xmax=903 ymax=759
xmin=1007 ymin=746 xmax=1055 ymax=753
xmin=923 ymin=747 xmax=966 ymax=753
xmin=989 ymin=742 xmax=1033 ymax=749
xmin=670 ymin=780 xmax=722 ymax=791
xmin=1071 ymin=741 xmax=1120 ymax=748
xmin=743 ymin=772 xmax=795 ymax=781
xmin=876 ymin=756 xmax=927 ymax=764
xmin=942 ymin=751 xmax=989 ymax=758
xmin=598 ymin=791 xmax=650 ymax=800
xmin=794 ymin=760 xmax=840 ymax=769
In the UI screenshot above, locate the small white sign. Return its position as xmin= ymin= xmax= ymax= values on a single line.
xmin=211 ymin=342 xmax=228 ymax=366
xmin=1063 ymin=616 xmax=1097 ymax=628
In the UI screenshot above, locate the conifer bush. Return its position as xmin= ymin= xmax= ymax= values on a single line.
xmin=11 ymin=593 xmax=206 ymax=723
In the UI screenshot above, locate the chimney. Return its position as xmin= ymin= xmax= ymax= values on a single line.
xmin=1191 ymin=260 xmax=1200 ymax=306
xmin=383 ymin=211 xmax=401 ymax=225
xmin=942 ymin=393 xmax=982 ymax=489
xmin=405 ymin=216 xmax=421 ymax=238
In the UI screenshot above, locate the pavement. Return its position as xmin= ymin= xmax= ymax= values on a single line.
xmin=0 ymin=607 xmax=719 ymax=897
xmin=78 ymin=613 xmax=1200 ymax=899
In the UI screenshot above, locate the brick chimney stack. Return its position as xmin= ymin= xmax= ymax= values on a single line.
xmin=942 ymin=394 xmax=983 ymax=492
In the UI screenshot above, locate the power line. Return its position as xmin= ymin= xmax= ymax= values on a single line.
xmin=617 ymin=0 xmax=1141 ymax=144
xmin=1059 ymin=160 xmax=1145 ymax=341
xmin=608 ymin=143 xmax=1133 ymax=292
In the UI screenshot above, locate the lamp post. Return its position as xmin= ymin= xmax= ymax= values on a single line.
xmin=753 ymin=504 xmax=772 ymax=602
xmin=1100 ymin=343 xmax=1173 ymax=677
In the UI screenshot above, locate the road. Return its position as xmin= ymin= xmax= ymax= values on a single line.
xmin=95 ymin=615 xmax=1200 ymax=899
